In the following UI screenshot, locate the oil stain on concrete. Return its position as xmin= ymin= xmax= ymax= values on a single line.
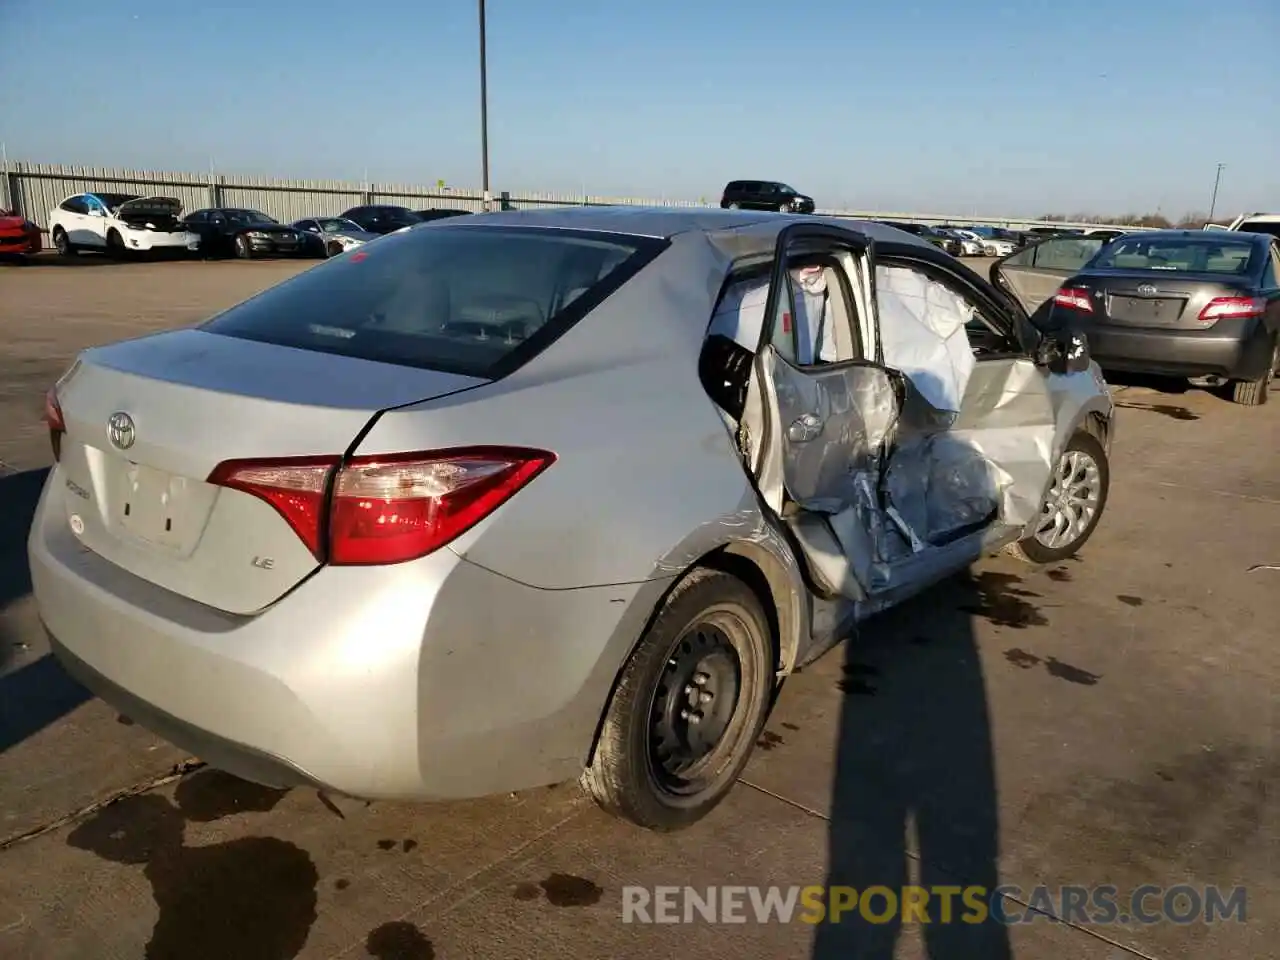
xmin=365 ymin=921 xmax=434 ymax=959
xmin=513 ymin=873 xmax=604 ymax=907
xmin=837 ymin=662 xmax=879 ymax=696
xmin=66 ymin=770 xmax=317 ymax=960
xmin=1003 ymin=648 xmax=1102 ymax=685
xmin=960 ymin=572 xmax=1048 ymax=629
xmin=1119 ymin=402 xmax=1201 ymax=421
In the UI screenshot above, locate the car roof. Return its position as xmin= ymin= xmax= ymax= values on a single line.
xmin=434 ymin=205 xmax=935 ymax=255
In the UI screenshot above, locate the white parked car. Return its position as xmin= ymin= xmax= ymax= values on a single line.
xmin=980 ymin=236 xmax=1016 ymax=257
xmin=291 ymin=217 xmax=381 ymax=257
xmin=949 ymin=229 xmax=989 ymax=256
xmin=48 ymin=193 xmax=201 ymax=258
xmin=1218 ymin=212 xmax=1280 ymax=241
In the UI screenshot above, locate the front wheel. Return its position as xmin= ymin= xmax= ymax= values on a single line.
xmin=582 ymin=568 xmax=775 ymax=831
xmin=1007 ymin=430 xmax=1110 ymax=564
xmin=233 ymin=234 xmax=253 ymax=259
xmin=1229 ymin=338 xmax=1277 ymax=406
xmin=325 ymin=241 xmax=344 ymax=258
xmin=106 ymin=229 xmax=128 ymax=259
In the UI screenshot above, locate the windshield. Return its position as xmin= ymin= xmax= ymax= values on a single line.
xmin=96 ymin=193 xmax=142 ymax=210
xmin=317 ymin=218 xmax=365 ymax=233
xmin=200 ymin=226 xmax=665 ymax=377
xmin=1089 ymin=236 xmax=1257 ymax=275
xmin=222 ymin=209 xmax=276 ymax=225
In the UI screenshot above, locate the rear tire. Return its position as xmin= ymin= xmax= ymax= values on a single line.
xmin=727 ymin=202 xmax=741 ymax=210
xmin=52 ymin=227 xmax=76 ymax=257
xmin=1230 ymin=339 xmax=1277 ymax=406
xmin=582 ymin=568 xmax=775 ymax=831
xmin=1006 ymin=430 xmax=1110 ymax=564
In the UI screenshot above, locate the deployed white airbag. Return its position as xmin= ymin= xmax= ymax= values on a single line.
xmin=875 ymin=265 xmax=976 ymax=413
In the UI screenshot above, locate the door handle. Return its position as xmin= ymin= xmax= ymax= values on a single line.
xmin=787 ymin=413 xmax=824 ymax=443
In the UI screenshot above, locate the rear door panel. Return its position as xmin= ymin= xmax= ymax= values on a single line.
xmin=736 ymin=224 xmax=904 ymax=601
xmin=992 ymin=236 xmax=1107 ymax=315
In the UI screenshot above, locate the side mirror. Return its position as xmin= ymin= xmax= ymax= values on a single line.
xmin=1035 ymin=329 xmax=1091 ymax=375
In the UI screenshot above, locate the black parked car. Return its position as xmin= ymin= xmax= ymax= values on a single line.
xmin=412 ymin=208 xmax=474 ymax=222
xmin=339 ymin=204 xmax=423 ymax=234
xmin=719 ymin=180 xmax=815 ymax=213
xmin=182 ymin=208 xmax=318 ymax=259
xmin=993 ymin=229 xmax=1280 ymax=405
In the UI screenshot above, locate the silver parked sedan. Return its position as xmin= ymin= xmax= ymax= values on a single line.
xmin=31 ymin=208 xmax=1114 ymax=831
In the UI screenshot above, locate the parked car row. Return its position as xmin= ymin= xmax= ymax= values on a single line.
xmin=37 ymin=193 xmax=475 ymax=262
xmin=712 ymin=179 xmax=1110 ymax=260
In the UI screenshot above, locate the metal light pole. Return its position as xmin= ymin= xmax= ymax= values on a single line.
xmin=1207 ymin=162 xmax=1225 ymax=223
xmin=478 ymin=0 xmax=491 ymax=210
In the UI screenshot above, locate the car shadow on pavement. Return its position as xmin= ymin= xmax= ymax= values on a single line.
xmin=812 ymin=569 xmax=1023 ymax=959
xmin=0 ymin=467 xmax=91 ymax=753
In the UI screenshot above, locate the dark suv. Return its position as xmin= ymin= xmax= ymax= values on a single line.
xmin=719 ymin=180 xmax=815 ymax=213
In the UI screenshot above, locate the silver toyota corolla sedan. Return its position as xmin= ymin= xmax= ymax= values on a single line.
xmin=30 ymin=208 xmax=1114 ymax=831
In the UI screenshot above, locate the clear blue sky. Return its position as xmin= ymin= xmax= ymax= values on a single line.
xmin=2 ymin=0 xmax=1276 ymax=217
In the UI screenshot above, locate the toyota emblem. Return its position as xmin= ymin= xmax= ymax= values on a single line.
xmin=107 ymin=412 xmax=136 ymax=450
xmin=1137 ymin=283 xmax=1157 ymax=296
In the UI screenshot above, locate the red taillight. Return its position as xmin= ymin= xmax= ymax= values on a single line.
xmin=1196 ymin=296 xmax=1265 ymax=327
xmin=207 ymin=447 xmax=555 ymax=565
xmin=44 ymin=387 xmax=65 ymax=461
xmin=1052 ymin=287 xmax=1094 ymax=313
xmin=329 ymin=448 xmax=555 ymax=565
xmin=207 ymin=456 xmax=339 ymax=558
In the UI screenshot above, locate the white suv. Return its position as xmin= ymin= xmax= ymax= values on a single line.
xmin=1209 ymin=213 xmax=1280 ymax=240
xmin=49 ymin=193 xmax=201 ymax=257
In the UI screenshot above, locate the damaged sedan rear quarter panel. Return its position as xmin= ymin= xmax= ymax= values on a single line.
xmin=358 ymin=209 xmax=1112 ymax=669
xmin=352 ymin=210 xmax=820 ymax=667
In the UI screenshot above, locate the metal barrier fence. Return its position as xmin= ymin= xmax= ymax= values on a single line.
xmin=0 ymin=160 xmax=1141 ymax=233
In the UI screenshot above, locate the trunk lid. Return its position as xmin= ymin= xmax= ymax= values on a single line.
xmin=53 ymin=328 xmax=485 ymax=614
xmin=1072 ymin=270 xmax=1253 ymax=329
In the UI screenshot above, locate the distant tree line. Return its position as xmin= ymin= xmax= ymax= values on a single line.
xmin=1038 ymin=211 xmax=1220 ymax=229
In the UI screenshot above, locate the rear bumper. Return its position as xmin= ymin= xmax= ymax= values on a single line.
xmin=29 ymin=466 xmax=664 ymax=800
xmin=1086 ymin=318 xmax=1274 ymax=381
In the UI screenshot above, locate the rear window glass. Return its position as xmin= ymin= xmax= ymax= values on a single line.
xmin=201 ymin=225 xmax=665 ymax=378
xmin=1090 ymin=237 xmax=1257 ymax=274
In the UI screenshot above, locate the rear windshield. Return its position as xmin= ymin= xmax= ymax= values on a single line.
xmin=1089 ymin=236 xmax=1257 ymax=275
xmin=201 ymin=225 xmax=666 ymax=378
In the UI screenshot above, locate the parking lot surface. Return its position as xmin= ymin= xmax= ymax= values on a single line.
xmin=1 ymin=254 xmax=1276 ymax=959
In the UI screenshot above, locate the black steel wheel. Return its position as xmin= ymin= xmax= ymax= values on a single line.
xmin=582 ymin=568 xmax=775 ymax=831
